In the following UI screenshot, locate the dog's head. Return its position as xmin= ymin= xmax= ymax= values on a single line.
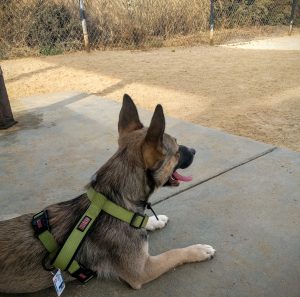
xmin=118 ymin=94 xmax=195 ymax=188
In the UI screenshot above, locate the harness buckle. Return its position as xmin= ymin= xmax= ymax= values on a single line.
xmin=70 ymin=265 xmax=96 ymax=283
xmin=130 ymin=213 xmax=146 ymax=229
xmin=32 ymin=210 xmax=50 ymax=236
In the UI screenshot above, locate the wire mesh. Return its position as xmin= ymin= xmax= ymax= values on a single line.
xmin=212 ymin=0 xmax=299 ymax=43
xmin=0 ymin=0 xmax=298 ymax=59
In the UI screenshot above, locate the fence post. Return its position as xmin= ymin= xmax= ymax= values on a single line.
xmin=289 ymin=0 xmax=298 ymax=35
xmin=79 ymin=0 xmax=90 ymax=52
xmin=0 ymin=66 xmax=17 ymax=129
xmin=209 ymin=0 xmax=215 ymax=45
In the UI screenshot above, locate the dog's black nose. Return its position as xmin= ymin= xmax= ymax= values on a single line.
xmin=190 ymin=148 xmax=196 ymax=155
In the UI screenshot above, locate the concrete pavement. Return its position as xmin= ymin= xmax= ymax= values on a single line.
xmin=0 ymin=92 xmax=299 ymax=296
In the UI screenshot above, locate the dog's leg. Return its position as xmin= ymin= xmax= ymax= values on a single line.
xmin=120 ymin=244 xmax=215 ymax=289
xmin=145 ymin=215 xmax=168 ymax=231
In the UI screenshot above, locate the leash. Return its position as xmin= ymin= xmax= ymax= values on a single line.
xmin=144 ymin=202 xmax=159 ymax=221
xmin=32 ymin=188 xmax=149 ymax=283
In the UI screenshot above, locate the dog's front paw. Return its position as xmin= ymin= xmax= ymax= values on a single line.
xmin=145 ymin=215 xmax=169 ymax=231
xmin=189 ymin=244 xmax=216 ymax=262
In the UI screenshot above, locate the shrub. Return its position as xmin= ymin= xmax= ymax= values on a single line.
xmin=215 ymin=0 xmax=292 ymax=28
xmin=26 ymin=0 xmax=82 ymax=53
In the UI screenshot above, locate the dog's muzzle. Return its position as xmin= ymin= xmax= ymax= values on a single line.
xmin=164 ymin=145 xmax=196 ymax=186
xmin=175 ymin=145 xmax=196 ymax=170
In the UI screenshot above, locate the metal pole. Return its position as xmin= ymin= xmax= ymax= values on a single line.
xmin=0 ymin=66 xmax=17 ymax=129
xmin=209 ymin=0 xmax=215 ymax=45
xmin=289 ymin=0 xmax=298 ymax=35
xmin=79 ymin=0 xmax=90 ymax=52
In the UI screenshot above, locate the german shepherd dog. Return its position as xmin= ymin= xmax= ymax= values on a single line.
xmin=0 ymin=95 xmax=215 ymax=293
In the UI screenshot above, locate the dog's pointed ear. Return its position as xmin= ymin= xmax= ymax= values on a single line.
xmin=118 ymin=94 xmax=143 ymax=137
xmin=142 ymin=104 xmax=166 ymax=169
xmin=145 ymin=104 xmax=165 ymax=146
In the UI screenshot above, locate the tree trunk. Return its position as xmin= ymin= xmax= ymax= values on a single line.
xmin=0 ymin=66 xmax=17 ymax=129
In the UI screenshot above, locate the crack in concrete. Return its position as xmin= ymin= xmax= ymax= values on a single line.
xmin=153 ymin=146 xmax=277 ymax=206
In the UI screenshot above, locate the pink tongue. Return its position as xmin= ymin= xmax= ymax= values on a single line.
xmin=173 ymin=171 xmax=193 ymax=182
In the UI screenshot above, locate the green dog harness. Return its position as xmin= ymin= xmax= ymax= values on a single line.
xmin=32 ymin=188 xmax=149 ymax=283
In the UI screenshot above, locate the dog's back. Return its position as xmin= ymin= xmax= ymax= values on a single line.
xmin=0 ymin=214 xmax=55 ymax=292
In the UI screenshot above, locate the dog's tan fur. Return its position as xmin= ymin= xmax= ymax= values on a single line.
xmin=0 ymin=95 xmax=215 ymax=293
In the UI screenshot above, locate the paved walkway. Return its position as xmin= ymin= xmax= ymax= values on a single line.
xmin=221 ymin=34 xmax=300 ymax=50
xmin=0 ymin=92 xmax=299 ymax=297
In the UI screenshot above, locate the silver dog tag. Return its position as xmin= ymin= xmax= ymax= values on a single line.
xmin=52 ymin=269 xmax=65 ymax=296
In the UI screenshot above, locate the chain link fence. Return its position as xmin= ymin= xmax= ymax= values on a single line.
xmin=211 ymin=0 xmax=299 ymax=44
xmin=0 ymin=0 xmax=299 ymax=59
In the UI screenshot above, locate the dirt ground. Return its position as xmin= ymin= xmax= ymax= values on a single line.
xmin=1 ymin=44 xmax=300 ymax=151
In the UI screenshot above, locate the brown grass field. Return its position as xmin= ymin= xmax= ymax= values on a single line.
xmin=1 ymin=44 xmax=300 ymax=151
